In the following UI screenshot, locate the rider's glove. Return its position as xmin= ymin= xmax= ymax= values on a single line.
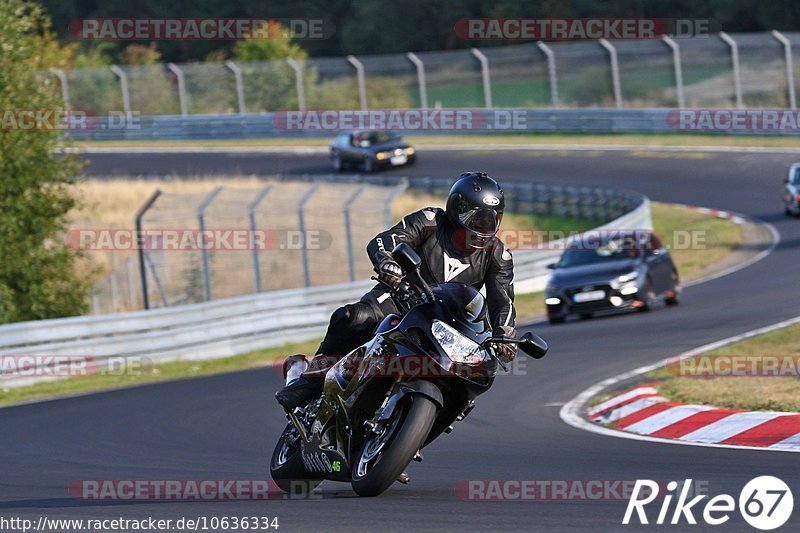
xmin=492 ymin=326 xmax=518 ymax=364
xmin=376 ymin=252 xmax=403 ymax=289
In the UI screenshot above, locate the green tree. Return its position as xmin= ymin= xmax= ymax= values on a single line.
xmin=0 ymin=0 xmax=94 ymax=323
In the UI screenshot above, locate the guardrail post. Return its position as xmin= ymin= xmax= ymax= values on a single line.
xmin=109 ymin=65 xmax=131 ymax=117
xmin=599 ymin=39 xmax=623 ymax=109
xmin=343 ymin=184 xmax=367 ymax=282
xmin=225 ymin=60 xmax=246 ymax=114
xmin=197 ymin=187 xmax=223 ymax=301
xmin=286 ymin=58 xmax=306 ymax=111
xmin=347 ymin=55 xmax=368 ymax=110
xmin=661 ymin=36 xmax=685 ymax=108
xmin=134 ymin=189 xmax=162 ymax=310
xmin=536 ymin=42 xmax=559 ymax=108
xmin=720 ymin=32 xmax=744 ymax=109
xmin=406 ymin=52 xmax=428 ymax=109
xmin=248 ymin=185 xmax=272 ymax=292
xmin=772 ymin=30 xmax=797 ymax=109
xmin=298 ymin=183 xmax=321 ymax=287
xmin=471 ymin=48 xmax=493 ymax=108
xmin=167 ymin=63 xmax=188 ymax=116
xmin=49 ymin=68 xmax=70 ymax=108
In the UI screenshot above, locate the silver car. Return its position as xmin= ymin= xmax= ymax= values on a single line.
xmin=784 ymin=163 xmax=800 ymax=216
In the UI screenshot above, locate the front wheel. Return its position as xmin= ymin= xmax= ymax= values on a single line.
xmin=270 ymin=423 xmax=321 ymax=495
xmin=351 ymin=395 xmax=437 ymax=497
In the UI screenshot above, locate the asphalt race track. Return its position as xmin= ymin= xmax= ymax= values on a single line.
xmin=4 ymin=146 xmax=800 ymax=531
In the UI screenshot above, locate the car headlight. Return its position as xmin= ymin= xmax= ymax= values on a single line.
xmin=610 ymin=271 xmax=639 ymax=290
xmin=404 ymin=147 xmax=415 ymax=155
xmin=431 ymin=319 xmax=486 ymax=364
xmin=376 ymin=151 xmax=390 ymax=160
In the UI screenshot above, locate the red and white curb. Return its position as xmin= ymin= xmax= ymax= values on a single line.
xmin=589 ymin=384 xmax=800 ymax=450
xmin=560 ymin=314 xmax=800 ymax=453
xmin=670 ymin=203 xmax=747 ymax=224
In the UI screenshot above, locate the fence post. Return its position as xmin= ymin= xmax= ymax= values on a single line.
xmin=383 ymin=179 xmax=409 ymax=229
xmin=406 ymin=52 xmax=428 ymax=109
xmin=298 ymin=183 xmax=321 ymax=287
xmin=536 ymin=42 xmax=559 ymax=108
xmin=772 ymin=30 xmax=797 ymax=109
xmin=197 ymin=187 xmax=223 ymax=301
xmin=225 ymin=60 xmax=246 ymax=114
xmin=134 ymin=189 xmax=162 ymax=310
xmin=598 ymin=39 xmax=623 ymax=109
xmin=347 ymin=55 xmax=368 ymax=110
xmin=248 ymin=185 xmax=272 ymax=292
xmin=286 ymin=58 xmax=306 ymax=111
xmin=50 ymin=68 xmax=70 ymax=108
xmin=471 ymin=48 xmax=493 ymax=108
xmin=719 ymin=32 xmax=744 ymax=109
xmin=167 ymin=63 xmax=188 ymax=116
xmin=343 ymin=184 xmax=367 ymax=282
xmin=661 ymin=36 xmax=685 ymax=108
xmin=109 ymin=65 xmax=131 ymax=117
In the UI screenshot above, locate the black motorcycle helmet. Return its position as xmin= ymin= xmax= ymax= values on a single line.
xmin=445 ymin=172 xmax=505 ymax=249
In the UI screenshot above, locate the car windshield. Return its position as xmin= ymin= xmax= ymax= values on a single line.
xmin=557 ymin=241 xmax=641 ymax=268
xmin=792 ymin=168 xmax=800 ymax=185
xmin=357 ymin=131 xmax=399 ymax=147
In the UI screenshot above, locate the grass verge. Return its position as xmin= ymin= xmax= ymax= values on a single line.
xmin=5 ymin=201 xmax=746 ymax=407
xmin=646 ymin=323 xmax=800 ymax=412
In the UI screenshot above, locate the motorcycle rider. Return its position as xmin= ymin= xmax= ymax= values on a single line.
xmin=276 ymin=171 xmax=517 ymax=410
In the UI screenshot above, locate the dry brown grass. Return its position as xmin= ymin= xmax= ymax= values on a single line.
xmin=652 ymin=323 xmax=800 ymax=412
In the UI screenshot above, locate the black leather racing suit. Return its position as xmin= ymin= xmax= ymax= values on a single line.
xmin=313 ymin=207 xmax=515 ymax=363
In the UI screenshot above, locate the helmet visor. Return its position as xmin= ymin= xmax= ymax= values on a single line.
xmin=458 ymin=207 xmax=502 ymax=236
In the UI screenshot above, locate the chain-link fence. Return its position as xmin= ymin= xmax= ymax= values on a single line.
xmin=88 ymin=175 xmax=643 ymax=314
xmin=89 ymin=177 xmax=406 ymax=313
xmin=54 ymin=32 xmax=800 ymax=115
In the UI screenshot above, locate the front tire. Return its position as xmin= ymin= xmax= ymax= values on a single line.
xmin=270 ymin=423 xmax=321 ymax=495
xmin=351 ymin=395 xmax=437 ymax=497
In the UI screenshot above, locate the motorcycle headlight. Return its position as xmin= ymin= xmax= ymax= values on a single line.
xmin=431 ymin=319 xmax=486 ymax=364
xmin=610 ymin=271 xmax=639 ymax=290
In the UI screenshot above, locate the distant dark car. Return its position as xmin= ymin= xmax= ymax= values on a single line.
xmin=783 ymin=162 xmax=800 ymax=216
xmin=330 ymin=131 xmax=416 ymax=173
xmin=544 ymin=231 xmax=680 ymax=324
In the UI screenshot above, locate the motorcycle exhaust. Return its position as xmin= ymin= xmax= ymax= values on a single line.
xmin=282 ymin=354 xmax=309 ymax=386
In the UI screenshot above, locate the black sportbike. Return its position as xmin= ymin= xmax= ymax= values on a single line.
xmin=270 ymin=243 xmax=548 ymax=497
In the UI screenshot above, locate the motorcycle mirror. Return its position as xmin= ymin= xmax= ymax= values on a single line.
xmin=518 ymin=332 xmax=548 ymax=359
xmin=392 ymin=242 xmax=422 ymax=272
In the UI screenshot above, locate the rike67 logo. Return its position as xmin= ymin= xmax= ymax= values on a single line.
xmin=624 ymin=476 xmax=793 ymax=530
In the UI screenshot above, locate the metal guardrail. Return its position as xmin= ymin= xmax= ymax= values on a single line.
xmin=0 ymin=184 xmax=649 ymax=389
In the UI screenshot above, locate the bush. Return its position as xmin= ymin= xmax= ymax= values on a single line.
xmin=0 ymin=0 xmax=95 ymax=323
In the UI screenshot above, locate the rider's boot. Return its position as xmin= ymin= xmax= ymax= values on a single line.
xmin=275 ymin=374 xmax=324 ymax=410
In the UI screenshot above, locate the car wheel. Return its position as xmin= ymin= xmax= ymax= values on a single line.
xmin=331 ymin=153 xmax=343 ymax=172
xmin=666 ymin=272 xmax=681 ymax=306
xmin=637 ymin=280 xmax=656 ymax=312
xmin=363 ymin=158 xmax=374 ymax=173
